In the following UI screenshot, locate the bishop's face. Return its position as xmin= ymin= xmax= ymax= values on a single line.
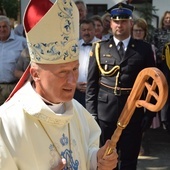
xmin=31 ymin=60 xmax=79 ymax=104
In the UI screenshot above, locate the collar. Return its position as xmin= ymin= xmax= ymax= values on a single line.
xmin=32 ymin=81 xmax=65 ymax=113
xmin=6 ymin=30 xmax=15 ymax=41
xmin=80 ymin=36 xmax=99 ymax=46
xmin=16 ymin=81 xmax=74 ymax=127
xmin=113 ymin=36 xmax=131 ymax=50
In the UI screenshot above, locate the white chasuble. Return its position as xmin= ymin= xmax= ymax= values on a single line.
xmin=0 ymin=81 xmax=101 ymax=170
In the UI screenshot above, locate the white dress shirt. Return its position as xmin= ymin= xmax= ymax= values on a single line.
xmin=0 ymin=30 xmax=27 ymax=83
xmin=113 ymin=36 xmax=131 ymax=51
xmin=78 ymin=37 xmax=100 ymax=82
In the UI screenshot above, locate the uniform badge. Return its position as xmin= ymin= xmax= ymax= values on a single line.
xmin=90 ymin=51 xmax=93 ymax=57
xmin=103 ymin=54 xmax=111 ymax=57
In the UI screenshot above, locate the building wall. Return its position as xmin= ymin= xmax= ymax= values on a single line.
xmin=152 ymin=0 xmax=170 ymax=27
xmin=21 ymin=0 xmax=170 ymax=27
xmin=21 ymin=0 xmax=122 ymax=20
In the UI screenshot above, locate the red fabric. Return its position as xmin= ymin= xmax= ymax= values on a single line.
xmin=24 ymin=0 xmax=53 ymax=32
xmin=6 ymin=0 xmax=54 ymax=101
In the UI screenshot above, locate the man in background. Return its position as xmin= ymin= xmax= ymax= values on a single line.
xmin=75 ymin=0 xmax=87 ymax=24
xmin=0 ymin=15 xmax=27 ymax=105
xmin=74 ymin=19 xmax=100 ymax=107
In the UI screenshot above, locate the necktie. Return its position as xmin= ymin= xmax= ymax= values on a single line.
xmin=82 ymin=43 xmax=92 ymax=46
xmin=118 ymin=41 xmax=125 ymax=59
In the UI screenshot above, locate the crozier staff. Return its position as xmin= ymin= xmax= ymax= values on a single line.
xmin=0 ymin=0 xmax=118 ymax=169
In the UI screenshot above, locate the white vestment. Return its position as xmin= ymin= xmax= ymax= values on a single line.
xmin=0 ymin=81 xmax=101 ymax=170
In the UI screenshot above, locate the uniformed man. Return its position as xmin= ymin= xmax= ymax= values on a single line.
xmin=86 ymin=2 xmax=155 ymax=170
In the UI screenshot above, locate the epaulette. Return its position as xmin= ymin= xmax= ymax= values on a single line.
xmin=98 ymin=39 xmax=110 ymax=44
xmin=92 ymin=39 xmax=102 ymax=45
xmin=90 ymin=39 xmax=110 ymax=57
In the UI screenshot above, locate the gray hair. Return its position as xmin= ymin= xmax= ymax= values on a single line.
xmin=0 ymin=15 xmax=11 ymax=27
xmin=74 ymin=0 xmax=87 ymax=9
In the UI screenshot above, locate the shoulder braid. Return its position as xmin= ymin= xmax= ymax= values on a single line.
xmin=95 ymin=42 xmax=120 ymax=76
xmin=163 ymin=42 xmax=170 ymax=69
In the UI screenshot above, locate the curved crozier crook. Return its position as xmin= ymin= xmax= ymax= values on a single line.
xmin=103 ymin=67 xmax=168 ymax=157
xmin=135 ymin=67 xmax=168 ymax=112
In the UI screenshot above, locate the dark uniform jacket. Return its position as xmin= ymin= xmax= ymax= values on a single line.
xmin=86 ymin=37 xmax=155 ymax=124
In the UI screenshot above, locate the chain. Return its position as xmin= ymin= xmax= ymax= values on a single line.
xmin=38 ymin=121 xmax=71 ymax=169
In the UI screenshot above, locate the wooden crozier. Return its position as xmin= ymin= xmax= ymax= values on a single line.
xmin=104 ymin=67 xmax=168 ymax=157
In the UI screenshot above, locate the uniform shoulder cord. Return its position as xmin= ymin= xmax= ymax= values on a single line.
xmin=95 ymin=42 xmax=120 ymax=76
xmin=165 ymin=42 xmax=170 ymax=69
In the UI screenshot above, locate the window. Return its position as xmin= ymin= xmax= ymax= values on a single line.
xmin=87 ymin=4 xmax=107 ymax=18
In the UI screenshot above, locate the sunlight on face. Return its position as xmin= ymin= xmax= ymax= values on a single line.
xmin=110 ymin=19 xmax=133 ymax=40
xmin=31 ymin=60 xmax=79 ymax=104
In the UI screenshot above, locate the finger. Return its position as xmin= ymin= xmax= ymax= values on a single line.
xmin=101 ymin=140 xmax=110 ymax=155
xmin=97 ymin=140 xmax=118 ymax=169
xmin=98 ymin=152 xmax=118 ymax=170
xmin=97 ymin=158 xmax=118 ymax=170
xmin=51 ymin=158 xmax=66 ymax=170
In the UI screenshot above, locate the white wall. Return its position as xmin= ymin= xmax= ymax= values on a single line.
xmin=152 ymin=0 xmax=170 ymax=27
xmin=21 ymin=0 xmax=119 ymax=22
xmin=21 ymin=0 xmax=170 ymax=26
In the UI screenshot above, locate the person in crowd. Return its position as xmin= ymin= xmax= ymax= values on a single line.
xmin=0 ymin=6 xmax=6 ymax=16
xmin=74 ymin=19 xmax=100 ymax=107
xmin=132 ymin=18 xmax=157 ymax=64
xmin=90 ymin=15 xmax=104 ymax=40
xmin=14 ymin=23 xmax=25 ymax=37
xmin=14 ymin=47 xmax=30 ymax=79
xmin=0 ymin=0 xmax=118 ymax=169
xmin=86 ymin=2 xmax=155 ymax=170
xmin=132 ymin=18 xmax=158 ymax=156
xmin=0 ymin=15 xmax=27 ymax=105
xmin=132 ymin=18 xmax=148 ymax=40
xmin=75 ymin=0 xmax=87 ymax=24
xmin=101 ymin=12 xmax=112 ymax=40
xmin=152 ymin=11 xmax=170 ymax=133
xmin=75 ymin=0 xmax=87 ymax=39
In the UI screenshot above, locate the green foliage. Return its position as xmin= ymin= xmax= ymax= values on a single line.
xmin=136 ymin=2 xmax=158 ymax=23
xmin=0 ymin=0 xmax=19 ymax=19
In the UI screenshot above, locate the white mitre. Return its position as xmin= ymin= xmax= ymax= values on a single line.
xmin=23 ymin=0 xmax=79 ymax=64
